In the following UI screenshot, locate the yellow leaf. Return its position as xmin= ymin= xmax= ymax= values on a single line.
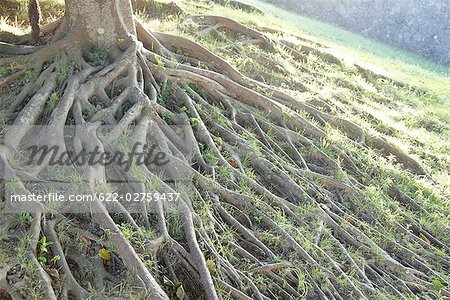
xmin=420 ymin=233 xmax=430 ymax=244
xmin=99 ymin=248 xmax=111 ymax=261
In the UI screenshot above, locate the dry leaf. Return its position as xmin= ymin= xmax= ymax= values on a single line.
xmin=81 ymin=236 xmax=91 ymax=246
xmin=206 ymin=259 xmax=216 ymax=272
xmin=344 ymin=215 xmax=354 ymax=224
xmin=229 ymin=159 xmax=238 ymax=168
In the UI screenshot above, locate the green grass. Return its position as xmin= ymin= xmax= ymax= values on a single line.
xmin=238 ymin=0 xmax=450 ymax=92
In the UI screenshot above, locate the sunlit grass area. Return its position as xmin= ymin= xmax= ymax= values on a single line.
xmin=236 ymin=0 xmax=450 ymax=95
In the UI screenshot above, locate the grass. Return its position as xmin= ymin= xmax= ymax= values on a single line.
xmin=237 ymin=0 xmax=450 ymax=94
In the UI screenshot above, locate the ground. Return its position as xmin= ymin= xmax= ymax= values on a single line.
xmin=0 ymin=0 xmax=449 ymax=299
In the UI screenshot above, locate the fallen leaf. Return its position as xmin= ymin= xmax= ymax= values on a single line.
xmin=176 ymin=284 xmax=185 ymax=300
xmin=206 ymin=259 xmax=216 ymax=272
xmin=344 ymin=215 xmax=354 ymax=224
xmin=46 ymin=268 xmax=60 ymax=279
xmin=229 ymin=159 xmax=238 ymax=168
xmin=419 ymin=233 xmax=430 ymax=244
xmin=99 ymin=248 xmax=111 ymax=261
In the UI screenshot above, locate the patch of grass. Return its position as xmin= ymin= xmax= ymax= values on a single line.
xmin=86 ymin=48 xmax=108 ymax=62
xmin=187 ymin=117 xmax=199 ymax=128
xmin=6 ymin=177 xmax=20 ymax=190
xmin=118 ymin=223 xmax=149 ymax=251
xmin=0 ymin=235 xmax=9 ymax=268
xmin=22 ymin=68 xmax=37 ymax=83
xmin=157 ymin=83 xmax=174 ymax=106
xmin=244 ymin=0 xmax=449 ymax=79
xmin=241 ymin=131 xmax=262 ymax=156
xmin=210 ymin=106 xmax=231 ymax=127
xmin=57 ymin=63 xmax=70 ymax=85
xmin=166 ymin=206 xmax=185 ymax=239
xmin=161 ymin=112 xmax=173 ymax=124
xmin=48 ymin=92 xmax=59 ymax=109
xmin=217 ymin=165 xmax=232 ymax=181
xmin=203 ymin=148 xmax=219 ymax=165
xmin=0 ymin=66 xmax=8 ymax=77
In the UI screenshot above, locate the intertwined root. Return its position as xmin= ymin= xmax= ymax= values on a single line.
xmin=0 ymin=14 xmax=449 ymax=300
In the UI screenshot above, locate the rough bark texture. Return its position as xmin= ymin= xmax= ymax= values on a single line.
xmin=28 ymin=0 xmax=42 ymax=44
xmin=64 ymin=0 xmax=136 ymax=48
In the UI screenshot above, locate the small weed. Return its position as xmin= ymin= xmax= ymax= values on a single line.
xmin=0 ymin=66 xmax=8 ymax=77
xmin=188 ymin=117 xmax=199 ymax=128
xmin=167 ymin=206 xmax=184 ymax=239
xmin=57 ymin=63 xmax=70 ymax=85
xmin=244 ymin=168 xmax=258 ymax=180
xmin=157 ymin=83 xmax=174 ymax=106
xmin=213 ymin=137 xmax=223 ymax=149
xmin=49 ymin=255 xmax=61 ymax=265
xmin=19 ymin=212 xmax=33 ymax=224
xmin=74 ymin=58 xmax=84 ymax=72
xmin=6 ymin=177 xmax=20 ymax=190
xmin=87 ymin=48 xmax=108 ymax=62
xmin=217 ymin=166 xmax=232 ymax=180
xmin=204 ymin=149 xmax=219 ymax=165
xmin=187 ymin=82 xmax=202 ymax=95
xmin=162 ymin=112 xmax=173 ymax=124
xmin=210 ymin=106 xmax=230 ymax=127
xmin=118 ymin=223 xmax=147 ymax=250
xmin=37 ymin=235 xmax=53 ymax=265
xmin=242 ymin=131 xmax=262 ymax=156
xmin=23 ymin=68 xmax=37 ymax=83
xmin=156 ymin=56 xmax=166 ymax=69
xmin=48 ymin=92 xmax=59 ymax=109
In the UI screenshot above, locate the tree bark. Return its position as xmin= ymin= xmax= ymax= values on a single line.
xmin=64 ymin=0 xmax=136 ymax=48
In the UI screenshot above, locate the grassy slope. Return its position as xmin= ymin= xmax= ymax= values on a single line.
xmin=238 ymin=0 xmax=450 ymax=127
xmin=143 ymin=2 xmax=450 ymax=293
xmin=1 ymin=0 xmax=449 ymax=298
xmin=239 ymin=0 xmax=450 ymax=91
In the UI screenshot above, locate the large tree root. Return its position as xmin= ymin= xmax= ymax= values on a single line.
xmin=0 ymin=11 xmax=448 ymax=300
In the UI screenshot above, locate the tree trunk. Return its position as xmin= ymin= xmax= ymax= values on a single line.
xmin=64 ymin=0 xmax=136 ymax=48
